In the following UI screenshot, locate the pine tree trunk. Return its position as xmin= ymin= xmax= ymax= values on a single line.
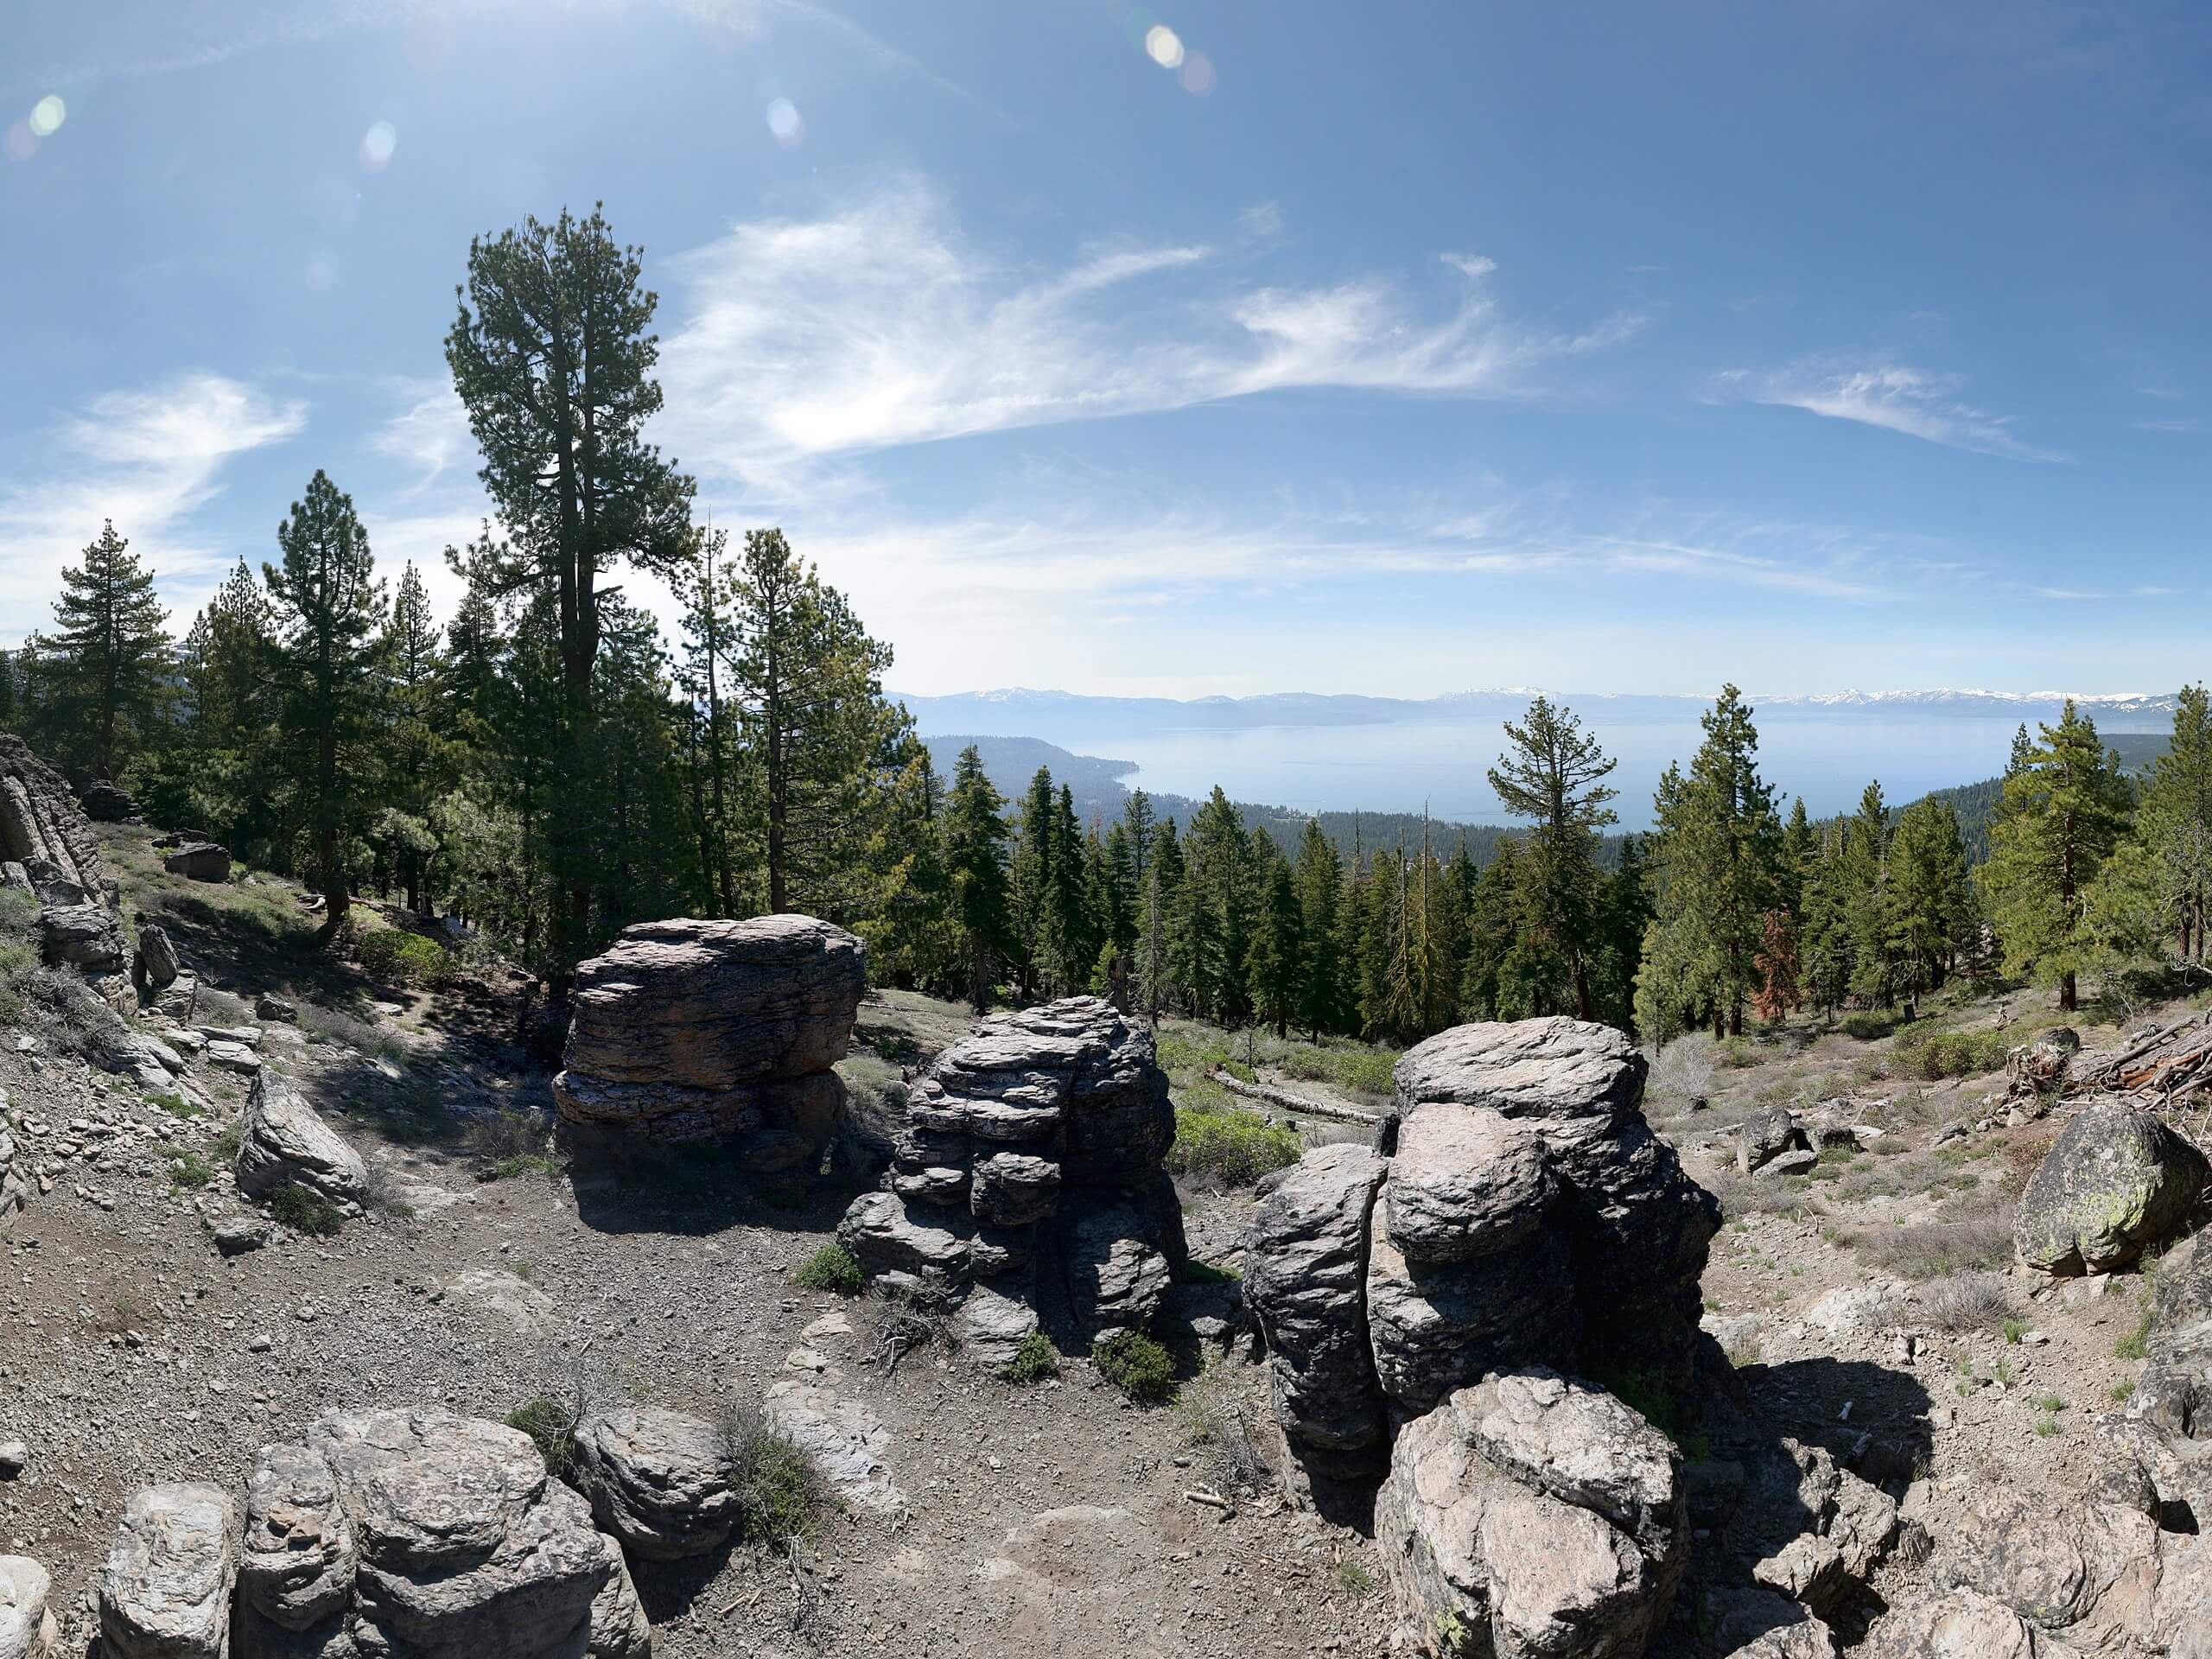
xmin=2060 ymin=971 xmax=2077 ymax=1013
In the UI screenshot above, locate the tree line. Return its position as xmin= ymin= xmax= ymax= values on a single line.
xmin=4 ymin=206 xmax=2208 ymax=1043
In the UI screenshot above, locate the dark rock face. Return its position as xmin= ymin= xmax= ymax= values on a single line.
xmin=1374 ymin=1370 xmax=1688 ymax=1659
xmin=553 ymin=914 xmax=866 ymax=1165
xmin=161 ymin=842 xmax=232 ymax=883
xmin=837 ymin=997 xmax=1184 ymax=1351
xmin=0 ymin=736 xmax=107 ymax=905
xmin=2014 ymin=1103 xmax=2209 ymax=1275
xmin=38 ymin=903 xmax=124 ymax=972
xmin=78 ymin=780 xmax=133 ymax=822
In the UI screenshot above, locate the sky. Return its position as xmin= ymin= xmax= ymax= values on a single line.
xmin=3 ymin=0 xmax=2209 ymax=699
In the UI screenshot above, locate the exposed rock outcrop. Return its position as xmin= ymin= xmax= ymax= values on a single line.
xmin=0 ymin=736 xmax=106 ymax=905
xmin=1375 ymin=1370 xmax=1688 ymax=1659
xmin=1246 ymin=1018 xmax=1719 ymax=1458
xmin=79 ymin=779 xmax=133 ymax=822
xmin=573 ymin=1408 xmax=736 ymax=1561
xmin=235 ymin=1070 xmax=370 ymax=1209
xmin=836 ymin=997 xmax=1185 ymax=1352
xmin=0 ymin=1556 xmax=56 ymax=1659
xmin=133 ymin=920 xmax=181 ymax=992
xmin=2014 ymin=1103 xmax=2209 ymax=1275
xmin=230 ymin=1408 xmax=652 ymax=1659
xmin=99 ymin=1483 xmax=236 ymax=1659
xmin=38 ymin=902 xmax=123 ymax=972
xmin=554 ymin=914 xmax=865 ymax=1166
xmin=161 ymin=842 xmax=232 ymax=883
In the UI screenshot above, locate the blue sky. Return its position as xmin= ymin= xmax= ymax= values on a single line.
xmin=3 ymin=0 xmax=2209 ymax=698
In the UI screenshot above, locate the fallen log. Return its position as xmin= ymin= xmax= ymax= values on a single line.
xmin=1206 ymin=1066 xmax=1382 ymax=1126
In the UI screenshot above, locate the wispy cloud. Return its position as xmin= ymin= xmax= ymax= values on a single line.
xmin=2134 ymin=416 xmax=2202 ymax=434
xmin=369 ymin=378 xmax=474 ymax=495
xmin=659 ymin=181 xmax=1639 ymax=498
xmin=1716 ymin=357 xmax=2063 ymax=461
xmin=0 ymin=374 xmax=305 ymax=638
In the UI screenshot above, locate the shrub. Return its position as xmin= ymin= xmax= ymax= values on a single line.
xmin=1277 ymin=1045 xmax=1396 ymax=1097
xmin=1092 ymin=1331 xmax=1176 ymax=1403
xmin=356 ymin=928 xmax=452 ymax=988
xmin=465 ymin=1109 xmax=559 ymax=1178
xmin=265 ymin=1182 xmax=344 ymax=1236
xmin=148 ymin=1090 xmax=200 ymax=1118
xmin=209 ymin=1123 xmax=243 ymax=1164
xmin=1853 ymin=1214 xmax=2013 ymax=1280
xmin=1840 ymin=1009 xmax=1904 ymax=1041
xmin=1895 ymin=1025 xmax=2014 ymax=1081
xmin=506 ymin=1398 xmax=576 ymax=1480
xmin=793 ymin=1244 xmax=866 ymax=1296
xmin=165 ymin=1149 xmax=215 ymax=1189
xmin=1174 ymin=1364 xmax=1270 ymax=1493
xmin=1168 ymin=1106 xmax=1301 ymax=1187
xmin=1003 ymin=1332 xmax=1060 ymax=1383
xmin=719 ymin=1402 xmax=833 ymax=1551
xmin=1921 ymin=1272 xmax=2011 ymax=1332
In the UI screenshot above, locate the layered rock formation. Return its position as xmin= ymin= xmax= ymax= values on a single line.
xmin=99 ymin=1483 xmax=235 ymax=1659
xmin=225 ymin=1407 xmax=652 ymax=1659
xmin=574 ymin=1408 xmax=737 ymax=1561
xmin=0 ymin=735 xmax=107 ymax=906
xmin=836 ymin=996 xmax=1185 ymax=1351
xmin=1245 ymin=1018 xmax=1719 ymax=1471
xmin=2014 ymin=1103 xmax=2209 ymax=1275
xmin=1376 ymin=1370 xmax=1688 ymax=1659
xmin=554 ymin=914 xmax=865 ymax=1168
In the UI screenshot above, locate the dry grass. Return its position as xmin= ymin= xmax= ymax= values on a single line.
xmin=1920 ymin=1270 xmax=2012 ymax=1332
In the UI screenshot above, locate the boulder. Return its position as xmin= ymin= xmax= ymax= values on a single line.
xmin=256 ymin=994 xmax=298 ymax=1024
xmin=1365 ymin=1230 xmax=1575 ymax=1415
xmin=99 ymin=1483 xmax=237 ymax=1659
xmin=949 ymin=1283 xmax=1040 ymax=1371
xmin=162 ymin=842 xmax=232 ymax=883
xmin=837 ymin=997 xmax=1183 ymax=1351
xmin=1243 ymin=1143 xmax=1390 ymax=1460
xmin=554 ymin=913 xmax=864 ymax=1160
xmin=79 ymin=779 xmax=133 ymax=821
xmin=0 ymin=736 xmax=106 ymax=903
xmin=1383 ymin=1102 xmax=1553 ymax=1262
xmin=2014 ymin=1103 xmax=2209 ymax=1275
xmin=1375 ymin=1370 xmax=1687 ymax=1659
xmin=1864 ymin=1590 xmax=2065 ymax=1658
xmin=38 ymin=901 xmax=124 ymax=970
xmin=134 ymin=922 xmax=181 ymax=992
xmin=209 ymin=1213 xmax=275 ymax=1257
xmin=574 ymin=1408 xmax=737 ymax=1560
xmin=2132 ymin=1228 xmax=2212 ymax=1440
xmin=236 ymin=1070 xmax=370 ymax=1208
xmin=0 ymin=1556 xmax=55 ymax=1659
xmin=1738 ymin=1106 xmax=1811 ymax=1176
xmin=269 ymin=1407 xmax=649 ymax=1659
xmin=238 ymin=1440 xmax=354 ymax=1635
xmin=760 ymin=1382 xmax=901 ymax=1513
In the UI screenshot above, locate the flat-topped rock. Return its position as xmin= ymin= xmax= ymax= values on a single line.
xmin=161 ymin=842 xmax=232 ymax=883
xmin=39 ymin=902 xmax=124 ymax=971
xmin=575 ymin=1408 xmax=736 ymax=1560
xmin=99 ymin=1483 xmax=237 ymax=1659
xmin=554 ymin=913 xmax=864 ymax=1156
xmin=1385 ymin=1101 xmax=1553 ymax=1263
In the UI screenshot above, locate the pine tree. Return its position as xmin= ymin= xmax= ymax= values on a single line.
xmin=728 ymin=529 xmax=897 ymax=916
xmin=378 ymin=561 xmax=447 ymax=911
xmin=1635 ymin=686 xmax=1782 ymax=1039
xmin=1752 ymin=909 xmax=1802 ymax=1026
xmin=264 ymin=471 xmax=387 ymax=930
xmin=2138 ymin=683 xmax=2212 ymax=964
xmin=1486 ymin=696 xmax=1618 ymax=1020
xmin=1185 ymin=789 xmax=1255 ymax=1022
xmin=1778 ymin=797 xmax=1815 ymax=919
xmin=1459 ymin=838 xmax=1521 ymax=1021
xmin=1883 ymin=797 xmax=1972 ymax=1005
xmin=1292 ymin=818 xmax=1346 ymax=1039
xmin=673 ymin=523 xmax=741 ymax=913
xmin=1842 ymin=781 xmax=1896 ymax=1005
xmin=1009 ymin=766 xmax=1057 ymax=1001
xmin=1246 ymin=846 xmax=1305 ymax=1038
xmin=1979 ymin=700 xmax=2133 ymax=1012
xmin=48 ymin=520 xmax=170 ymax=776
xmin=943 ymin=746 xmax=1013 ymax=1014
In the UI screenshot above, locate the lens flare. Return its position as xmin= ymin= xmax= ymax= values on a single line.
xmin=360 ymin=121 xmax=397 ymax=170
xmin=766 ymin=97 xmax=804 ymax=148
xmin=1144 ymin=25 xmax=1184 ymax=69
xmin=3 ymin=123 xmax=34 ymax=162
xmin=1179 ymin=52 xmax=1214 ymax=94
xmin=27 ymin=96 xmax=64 ymax=137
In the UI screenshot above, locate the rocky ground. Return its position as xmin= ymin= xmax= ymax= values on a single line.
xmin=3 ymin=814 xmax=2205 ymax=1656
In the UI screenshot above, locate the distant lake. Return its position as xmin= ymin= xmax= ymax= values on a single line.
xmin=1063 ymin=712 xmax=2169 ymax=831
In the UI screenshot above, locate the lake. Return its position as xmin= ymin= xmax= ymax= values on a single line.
xmin=1052 ymin=712 xmax=2166 ymax=830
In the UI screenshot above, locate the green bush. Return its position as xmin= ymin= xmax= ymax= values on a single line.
xmin=165 ymin=1149 xmax=215 ymax=1189
xmin=356 ymin=928 xmax=453 ymax=988
xmin=1840 ymin=1009 xmax=1904 ymax=1040
xmin=506 ymin=1398 xmax=576 ymax=1479
xmin=148 ymin=1090 xmax=201 ymax=1119
xmin=793 ymin=1244 xmax=866 ymax=1296
xmin=720 ymin=1403 xmax=833 ymax=1550
xmin=265 ymin=1182 xmax=344 ymax=1236
xmin=1167 ymin=1106 xmax=1301 ymax=1186
xmin=1003 ymin=1332 xmax=1060 ymax=1383
xmin=209 ymin=1123 xmax=243 ymax=1164
xmin=1093 ymin=1330 xmax=1176 ymax=1403
xmin=1894 ymin=1025 xmax=2014 ymax=1081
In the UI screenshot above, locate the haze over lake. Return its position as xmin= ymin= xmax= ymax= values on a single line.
xmin=898 ymin=690 xmax=2178 ymax=830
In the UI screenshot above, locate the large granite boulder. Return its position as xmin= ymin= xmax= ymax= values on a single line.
xmin=2015 ymin=1103 xmax=2209 ymax=1275
xmin=837 ymin=997 xmax=1185 ymax=1352
xmin=162 ymin=842 xmax=232 ymax=883
xmin=554 ymin=914 xmax=865 ymax=1165
xmin=39 ymin=902 xmax=124 ymax=971
xmin=236 ymin=1070 xmax=371 ymax=1209
xmin=1375 ymin=1370 xmax=1688 ymax=1659
xmin=231 ymin=1408 xmax=651 ymax=1659
xmin=1242 ymin=1144 xmax=1390 ymax=1465
xmin=99 ymin=1483 xmax=237 ymax=1659
xmin=0 ymin=736 xmax=106 ymax=904
xmin=1247 ymin=1018 xmax=1719 ymax=1441
xmin=79 ymin=779 xmax=134 ymax=822
xmin=573 ymin=1408 xmax=737 ymax=1561
xmin=0 ymin=1556 xmax=56 ymax=1659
